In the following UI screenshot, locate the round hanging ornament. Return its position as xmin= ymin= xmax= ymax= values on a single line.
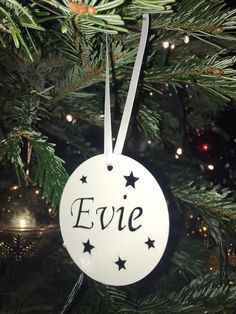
xmin=60 ymin=14 xmax=169 ymax=286
xmin=0 ymin=184 xmax=60 ymax=264
xmin=60 ymin=154 xmax=169 ymax=286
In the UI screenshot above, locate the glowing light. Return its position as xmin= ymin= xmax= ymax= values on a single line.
xmin=11 ymin=185 xmax=18 ymax=191
xmin=19 ymin=218 xmax=27 ymax=228
xmin=147 ymin=140 xmax=152 ymax=145
xmin=201 ymin=143 xmax=209 ymax=152
xmin=99 ymin=114 xmax=105 ymax=119
xmin=170 ymin=44 xmax=175 ymax=50
xmin=35 ymin=189 xmax=40 ymax=195
xmin=66 ymin=114 xmax=73 ymax=122
xmin=203 ymin=226 xmax=207 ymax=231
xmin=189 ymin=214 xmax=194 ymax=219
xmin=175 ymin=154 xmax=179 ymax=159
xmin=184 ymin=35 xmax=190 ymax=44
xmin=162 ymin=41 xmax=169 ymax=49
xmin=208 ymin=164 xmax=214 ymax=171
xmin=149 ymin=91 xmax=153 ymax=96
xmin=176 ymin=147 xmax=183 ymax=155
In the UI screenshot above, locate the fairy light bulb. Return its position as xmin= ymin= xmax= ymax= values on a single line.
xmin=208 ymin=164 xmax=214 ymax=171
xmin=176 ymin=147 xmax=183 ymax=155
xmin=184 ymin=35 xmax=190 ymax=44
xmin=66 ymin=114 xmax=73 ymax=122
xmin=162 ymin=41 xmax=169 ymax=49
xmin=201 ymin=143 xmax=209 ymax=152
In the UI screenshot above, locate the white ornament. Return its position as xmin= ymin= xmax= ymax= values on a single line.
xmin=60 ymin=154 xmax=169 ymax=286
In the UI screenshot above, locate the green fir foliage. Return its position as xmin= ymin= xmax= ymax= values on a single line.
xmin=1 ymin=0 xmax=236 ymax=313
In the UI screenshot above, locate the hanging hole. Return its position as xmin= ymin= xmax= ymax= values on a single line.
xmin=107 ymin=165 xmax=113 ymax=171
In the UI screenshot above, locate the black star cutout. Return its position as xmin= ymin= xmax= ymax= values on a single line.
xmin=82 ymin=239 xmax=94 ymax=254
xmin=145 ymin=237 xmax=155 ymax=249
xmin=124 ymin=171 xmax=139 ymax=188
xmin=115 ymin=257 xmax=126 ymax=270
xmin=80 ymin=175 xmax=87 ymax=184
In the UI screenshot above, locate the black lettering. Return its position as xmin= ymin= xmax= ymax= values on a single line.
xmin=96 ymin=206 xmax=115 ymax=230
xmin=128 ymin=207 xmax=143 ymax=231
xmin=116 ymin=207 xmax=126 ymax=231
xmin=71 ymin=197 xmax=94 ymax=229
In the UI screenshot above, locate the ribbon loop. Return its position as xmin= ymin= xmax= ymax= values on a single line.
xmin=104 ymin=34 xmax=113 ymax=167
xmin=104 ymin=14 xmax=149 ymax=164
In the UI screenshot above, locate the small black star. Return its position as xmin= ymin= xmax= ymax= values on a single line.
xmin=82 ymin=239 xmax=94 ymax=254
xmin=145 ymin=237 xmax=155 ymax=249
xmin=115 ymin=257 xmax=126 ymax=270
xmin=80 ymin=175 xmax=87 ymax=184
xmin=124 ymin=171 xmax=139 ymax=188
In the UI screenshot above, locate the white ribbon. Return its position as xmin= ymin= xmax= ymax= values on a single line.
xmin=104 ymin=14 xmax=149 ymax=166
xmin=104 ymin=34 xmax=113 ymax=166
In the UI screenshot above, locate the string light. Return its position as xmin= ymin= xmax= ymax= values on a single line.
xmin=170 ymin=43 xmax=175 ymax=50
xmin=162 ymin=41 xmax=169 ymax=49
xmin=201 ymin=143 xmax=209 ymax=152
xmin=176 ymin=147 xmax=183 ymax=155
xmin=99 ymin=114 xmax=105 ymax=119
xmin=66 ymin=114 xmax=73 ymax=122
xmin=149 ymin=91 xmax=153 ymax=96
xmin=10 ymin=185 xmax=18 ymax=191
xmin=208 ymin=164 xmax=214 ymax=171
xmin=184 ymin=35 xmax=190 ymax=44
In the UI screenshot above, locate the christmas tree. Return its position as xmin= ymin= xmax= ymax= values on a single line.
xmin=1 ymin=0 xmax=236 ymax=312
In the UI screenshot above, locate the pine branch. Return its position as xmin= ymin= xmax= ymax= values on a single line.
xmin=171 ymin=238 xmax=208 ymax=277
xmin=169 ymin=273 xmax=236 ymax=313
xmin=105 ymin=273 xmax=236 ymax=313
xmin=0 ymin=131 xmax=25 ymax=184
xmin=152 ymin=0 xmax=236 ymax=48
xmin=29 ymin=131 xmax=69 ymax=208
xmin=36 ymin=0 xmax=127 ymax=35
xmin=146 ymin=53 xmax=236 ymax=107
xmin=0 ymin=0 xmax=45 ymax=60
xmin=172 ymin=182 xmax=236 ymax=244
xmin=138 ymin=104 xmax=161 ymax=140
xmin=0 ymin=129 xmax=68 ymax=208
xmin=126 ymin=0 xmax=175 ymax=16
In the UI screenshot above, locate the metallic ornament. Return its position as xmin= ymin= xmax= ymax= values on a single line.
xmin=0 ymin=185 xmax=61 ymax=263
